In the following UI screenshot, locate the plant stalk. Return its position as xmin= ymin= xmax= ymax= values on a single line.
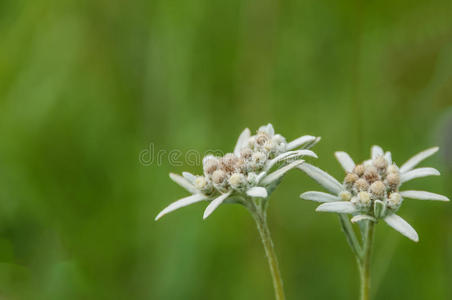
xmin=252 ymin=208 xmax=286 ymax=300
xmin=359 ymin=220 xmax=375 ymax=300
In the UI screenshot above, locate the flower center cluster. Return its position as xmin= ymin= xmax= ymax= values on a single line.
xmin=195 ymin=130 xmax=288 ymax=195
xmin=340 ymin=156 xmax=402 ymax=214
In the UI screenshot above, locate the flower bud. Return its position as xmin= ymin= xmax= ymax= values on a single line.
xmin=354 ymin=178 xmax=369 ymax=191
xmin=194 ymin=176 xmax=208 ymax=190
xmin=340 ymin=191 xmax=352 ymax=201
xmin=212 ymin=170 xmax=227 ymax=185
xmin=203 ymin=157 xmax=219 ymax=175
xmin=373 ymin=156 xmax=388 ymax=170
xmin=240 ymin=148 xmax=253 ymax=160
xmin=358 ymin=191 xmax=371 ymax=205
xmin=228 ymin=173 xmax=245 ymax=189
xmin=370 ymin=181 xmax=385 ymax=198
xmin=386 ymin=172 xmax=400 ymax=189
xmin=345 ymin=173 xmax=359 ymax=185
xmin=387 ymin=164 xmax=399 ymax=174
xmin=364 ymin=166 xmax=379 ymax=183
xmin=256 ymin=133 xmax=269 ymax=146
xmin=221 ymin=153 xmax=239 ymax=173
xmin=353 ymin=164 xmax=365 ymax=177
xmin=387 ymin=192 xmax=402 ymax=208
xmin=252 ymin=151 xmax=267 ymax=164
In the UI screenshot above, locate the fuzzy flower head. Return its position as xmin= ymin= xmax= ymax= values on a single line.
xmin=341 ymin=152 xmax=403 ymax=213
xmin=156 ymin=124 xmax=320 ymax=220
xmin=300 ymin=145 xmax=449 ymax=242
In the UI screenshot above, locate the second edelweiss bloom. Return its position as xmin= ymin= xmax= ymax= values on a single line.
xmin=156 ymin=124 xmax=320 ymax=220
xmin=299 ymin=145 xmax=449 ymax=242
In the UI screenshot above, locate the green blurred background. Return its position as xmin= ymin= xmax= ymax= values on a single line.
xmin=0 ymin=0 xmax=451 ymax=299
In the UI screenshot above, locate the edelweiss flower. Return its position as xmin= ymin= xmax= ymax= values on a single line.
xmin=299 ymin=145 xmax=449 ymax=242
xmin=156 ymin=124 xmax=320 ymax=220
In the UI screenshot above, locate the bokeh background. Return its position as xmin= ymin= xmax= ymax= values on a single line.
xmin=0 ymin=0 xmax=451 ymax=299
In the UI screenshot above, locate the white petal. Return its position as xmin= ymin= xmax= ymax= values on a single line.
xmin=155 ymin=194 xmax=207 ymax=220
xmin=334 ymin=151 xmax=355 ymax=173
xmin=316 ymin=201 xmax=358 ymax=214
xmin=400 ymin=190 xmax=449 ymax=202
xmin=265 ymin=152 xmax=295 ymax=171
xmin=287 ymin=135 xmax=317 ymax=150
xmin=297 ymin=163 xmax=343 ymax=194
xmin=258 ymin=123 xmax=275 ymax=136
xmin=267 ymin=124 xmax=275 ymax=136
xmin=182 ymin=172 xmax=196 ymax=183
xmin=203 ymin=155 xmax=216 ymax=165
xmin=384 ymin=214 xmax=419 ymax=242
xmin=265 ymin=150 xmax=317 ymax=171
xmin=363 ymin=159 xmax=372 ymax=167
xmin=351 ymin=215 xmax=376 ymax=223
xmin=300 ymin=191 xmax=340 ymax=203
xmin=399 ymin=147 xmax=439 ymax=173
xmin=203 ymin=192 xmax=232 ymax=219
xmin=246 ymin=187 xmax=268 ymax=198
xmin=169 ymin=173 xmax=197 ymax=194
xmin=371 ymin=145 xmax=384 ymax=159
xmin=233 ymin=128 xmax=251 ymax=155
xmin=384 ymin=152 xmax=392 ymax=165
xmin=400 ymin=167 xmax=440 ymax=184
xmin=260 ymin=159 xmax=304 ymax=185
xmin=296 ymin=149 xmax=318 ymax=158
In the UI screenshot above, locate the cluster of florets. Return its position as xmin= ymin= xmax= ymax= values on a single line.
xmin=194 ymin=129 xmax=288 ymax=195
xmin=339 ymin=155 xmax=402 ymax=214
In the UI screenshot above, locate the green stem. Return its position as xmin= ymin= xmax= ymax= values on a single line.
xmin=252 ymin=208 xmax=286 ymax=300
xmin=359 ymin=221 xmax=375 ymax=300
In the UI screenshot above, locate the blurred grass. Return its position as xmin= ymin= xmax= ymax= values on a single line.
xmin=0 ymin=0 xmax=451 ymax=299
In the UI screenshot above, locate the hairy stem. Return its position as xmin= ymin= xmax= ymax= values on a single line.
xmin=359 ymin=221 xmax=375 ymax=300
xmin=252 ymin=208 xmax=286 ymax=300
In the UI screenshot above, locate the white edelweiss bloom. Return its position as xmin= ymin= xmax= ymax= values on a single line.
xmin=299 ymin=145 xmax=449 ymax=241
xmin=156 ymin=124 xmax=320 ymax=220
